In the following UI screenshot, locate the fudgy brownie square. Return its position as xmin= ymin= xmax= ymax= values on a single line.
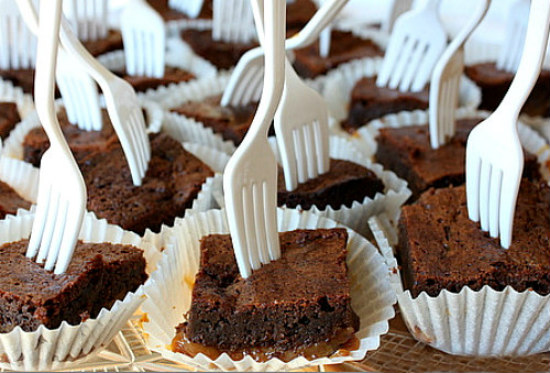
xmin=114 ymin=66 xmax=196 ymax=92
xmin=397 ymin=179 xmax=550 ymax=298
xmin=146 ymin=0 xmax=213 ymax=21
xmin=0 ymin=180 xmax=31 ymax=218
xmin=277 ymin=158 xmax=385 ymax=209
xmin=293 ymin=31 xmax=383 ymax=79
xmin=465 ymin=62 xmax=550 ymax=117
xmin=342 ymin=77 xmax=430 ymax=131
xmin=174 ymin=228 xmax=359 ymax=361
xmin=0 ymin=102 xmax=20 ymax=139
xmin=0 ymin=239 xmax=147 ymax=332
xmin=374 ymin=118 xmax=541 ymax=199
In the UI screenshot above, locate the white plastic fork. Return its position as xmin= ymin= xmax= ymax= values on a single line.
xmin=466 ymin=0 xmax=550 ymax=249
xmin=168 ymin=0 xmax=204 ymax=18
xmin=121 ymin=0 xmax=166 ymax=78
xmin=26 ymin=0 xmax=86 ymax=275
xmin=212 ymin=0 xmax=256 ymax=44
xmin=18 ymin=0 xmax=151 ymax=186
xmin=382 ymin=0 xmax=413 ymax=33
xmin=221 ymin=0 xmax=348 ymax=108
xmin=0 ymin=0 xmax=36 ymax=70
xmin=376 ymin=0 xmax=446 ymax=92
xmin=496 ymin=0 xmax=530 ymax=73
xmin=428 ymin=0 xmax=490 ymax=149
xmin=63 ymin=0 xmax=108 ymax=42
xmin=223 ymin=0 xmax=285 ymax=278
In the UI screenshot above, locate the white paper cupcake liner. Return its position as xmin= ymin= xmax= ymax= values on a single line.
xmin=0 ymin=78 xmax=34 ymax=119
xmin=164 ymin=16 xmax=212 ymax=39
xmin=321 ymin=57 xmax=482 ymax=136
xmin=367 ymin=213 xmax=550 ymax=357
xmin=140 ymin=208 xmax=397 ymax=372
xmin=0 ymin=211 xmax=162 ymax=371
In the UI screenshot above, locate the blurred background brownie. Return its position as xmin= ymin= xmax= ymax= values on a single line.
xmin=342 ymin=77 xmax=429 ymax=131
xmin=293 ymin=31 xmax=383 ymax=79
xmin=0 ymin=102 xmax=21 ymax=140
xmin=174 ymin=228 xmax=359 ymax=362
xmin=147 ymin=0 xmax=213 ymax=21
xmin=23 ymin=108 xmax=119 ymax=167
xmin=0 ymin=181 xmax=31 ymax=219
xmin=81 ymin=133 xmax=214 ymax=235
xmin=114 ymin=66 xmax=196 ymax=92
xmin=0 ymin=239 xmax=147 ymax=333
xmin=374 ymin=118 xmax=541 ymax=200
xmin=465 ymin=62 xmax=550 ymax=117
xmin=277 ymin=158 xmax=384 ymax=209
xmin=397 ymin=179 xmax=550 ymax=298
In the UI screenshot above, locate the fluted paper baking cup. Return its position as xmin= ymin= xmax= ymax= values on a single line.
xmin=164 ymin=16 xmax=212 ymax=39
xmin=321 ymin=57 xmax=481 ymax=136
xmin=1 ymin=100 xmax=163 ymax=161
xmin=368 ymin=214 xmax=550 ymax=357
xmin=0 ymin=78 xmax=34 ymax=119
xmin=141 ymin=208 xmax=397 ymax=371
xmin=0 ymin=212 xmax=162 ymax=371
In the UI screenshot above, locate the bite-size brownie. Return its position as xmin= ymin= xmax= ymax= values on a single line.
xmin=293 ymin=31 xmax=384 ymax=79
xmin=286 ymin=0 xmax=317 ymax=35
xmin=146 ymin=0 xmax=213 ymax=21
xmin=0 ymin=180 xmax=31 ymax=219
xmin=0 ymin=239 xmax=147 ymax=333
xmin=397 ymin=179 xmax=550 ymax=298
xmin=343 ymin=77 xmax=430 ymax=131
xmin=374 ymin=118 xmax=541 ymax=199
xmin=82 ymin=29 xmax=124 ymax=58
xmin=174 ymin=228 xmax=359 ymax=361
xmin=465 ymin=62 xmax=550 ymax=117
xmin=81 ymin=133 xmax=214 ymax=235
xmin=171 ymin=94 xmax=262 ymax=145
xmin=114 ymin=66 xmax=195 ymax=92
xmin=277 ymin=158 xmax=385 ymax=210
xmin=0 ymin=102 xmax=20 ymax=139
xmin=0 ymin=68 xmax=36 ymax=96
xmin=23 ymin=108 xmax=119 ymax=167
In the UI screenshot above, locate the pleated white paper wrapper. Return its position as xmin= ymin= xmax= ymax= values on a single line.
xmin=0 ymin=212 xmax=163 ymax=371
xmin=164 ymin=14 xmax=212 ymax=38
xmin=367 ymin=214 xmax=550 ymax=357
xmin=140 ymin=208 xmax=397 ymax=372
xmin=213 ymin=136 xmax=411 ymax=236
xmin=1 ymin=99 xmax=164 ymax=161
xmin=0 ymin=78 xmax=34 ymax=119
xmin=321 ymin=57 xmax=482 ymax=137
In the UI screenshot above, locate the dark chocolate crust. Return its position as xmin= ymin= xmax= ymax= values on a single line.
xmin=343 ymin=77 xmax=429 ymax=131
xmin=277 ymin=158 xmax=385 ymax=209
xmin=180 ymin=229 xmax=359 ymax=353
xmin=397 ymin=180 xmax=550 ymax=298
xmin=465 ymin=62 xmax=550 ymax=117
xmin=0 ymin=239 xmax=147 ymax=333
xmin=0 ymin=102 xmax=20 ymax=140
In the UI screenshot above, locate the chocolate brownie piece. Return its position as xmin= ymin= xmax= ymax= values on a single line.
xmin=343 ymin=77 xmax=429 ymax=131
xmin=147 ymin=0 xmax=213 ymax=21
xmin=0 ymin=239 xmax=147 ymax=333
xmin=278 ymin=158 xmax=385 ymax=209
xmin=0 ymin=180 xmax=31 ymax=219
xmin=81 ymin=133 xmax=214 ymax=235
xmin=174 ymin=229 xmax=359 ymax=361
xmin=180 ymin=29 xmax=258 ymax=70
xmin=171 ymin=94 xmax=262 ymax=145
xmin=0 ymin=69 xmax=35 ymax=95
xmin=465 ymin=62 xmax=550 ymax=117
xmin=293 ymin=31 xmax=383 ymax=79
xmin=286 ymin=0 xmax=317 ymax=35
xmin=23 ymin=108 xmax=119 ymax=167
xmin=82 ymin=29 xmax=124 ymax=57
xmin=115 ymin=66 xmax=195 ymax=92
xmin=374 ymin=118 xmax=541 ymax=199
xmin=397 ymin=179 xmax=550 ymax=298
xmin=0 ymin=102 xmax=20 ymax=139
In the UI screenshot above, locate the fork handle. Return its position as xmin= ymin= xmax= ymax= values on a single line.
xmin=497 ymin=0 xmax=550 ymax=124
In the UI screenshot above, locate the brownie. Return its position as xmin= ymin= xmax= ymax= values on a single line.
xmin=0 ymin=102 xmax=20 ymax=140
xmin=397 ymin=179 xmax=550 ymax=298
xmin=375 ymin=118 xmax=541 ymax=200
xmin=0 ymin=69 xmax=35 ymax=95
xmin=23 ymin=108 xmax=119 ymax=167
xmin=0 ymin=239 xmax=147 ymax=333
xmin=115 ymin=66 xmax=195 ymax=92
xmin=293 ymin=31 xmax=384 ymax=79
xmin=278 ymin=158 xmax=384 ymax=210
xmin=174 ymin=228 xmax=359 ymax=361
xmin=81 ymin=133 xmax=214 ymax=235
xmin=171 ymin=94 xmax=263 ymax=145
xmin=465 ymin=62 xmax=550 ymax=117
xmin=147 ymin=0 xmax=213 ymax=21
xmin=286 ymin=0 xmax=317 ymax=35
xmin=0 ymin=180 xmax=31 ymax=219
xmin=82 ymin=30 xmax=124 ymax=57
xmin=343 ymin=77 xmax=430 ymax=131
